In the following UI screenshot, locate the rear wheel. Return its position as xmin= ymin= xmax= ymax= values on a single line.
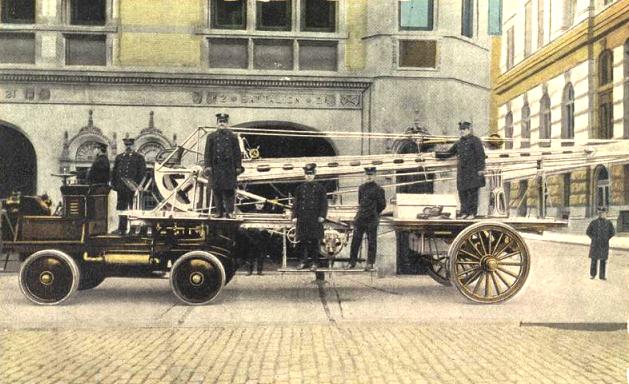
xmin=170 ymin=251 xmax=226 ymax=305
xmin=19 ymin=250 xmax=80 ymax=305
xmin=449 ymin=222 xmax=530 ymax=304
xmin=425 ymin=253 xmax=451 ymax=286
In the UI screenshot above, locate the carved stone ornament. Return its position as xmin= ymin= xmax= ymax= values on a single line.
xmin=59 ymin=110 xmax=116 ymax=172
xmin=132 ymin=111 xmax=176 ymax=164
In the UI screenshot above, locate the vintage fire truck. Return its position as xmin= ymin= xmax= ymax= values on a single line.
xmin=2 ymin=126 xmax=626 ymax=305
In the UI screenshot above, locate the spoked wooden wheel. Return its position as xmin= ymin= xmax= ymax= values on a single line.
xmin=19 ymin=250 xmax=80 ymax=305
xmin=449 ymin=222 xmax=530 ymax=304
xmin=170 ymin=251 xmax=226 ymax=305
xmin=425 ymin=253 xmax=451 ymax=286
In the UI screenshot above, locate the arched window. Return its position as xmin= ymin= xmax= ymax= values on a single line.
xmin=561 ymin=83 xmax=575 ymax=146
xmin=598 ymin=49 xmax=614 ymax=139
xmin=521 ymin=102 xmax=530 ymax=148
xmin=623 ymin=39 xmax=629 ymax=139
xmin=539 ymin=92 xmax=551 ymax=147
xmin=504 ymin=111 xmax=513 ymax=149
xmin=594 ymin=165 xmax=610 ymax=211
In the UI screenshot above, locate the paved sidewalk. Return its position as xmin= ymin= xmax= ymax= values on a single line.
xmin=522 ymin=231 xmax=629 ymax=251
xmin=1 ymin=324 xmax=627 ymax=384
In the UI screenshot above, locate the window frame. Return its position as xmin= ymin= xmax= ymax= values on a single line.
xmin=300 ymin=0 xmax=337 ymax=33
xmin=506 ymin=26 xmax=514 ymax=70
xmin=561 ymin=83 xmax=575 ymax=146
xmin=539 ymin=92 xmax=551 ymax=147
xmin=64 ymin=33 xmax=108 ymax=66
xmin=461 ymin=0 xmax=474 ymax=38
xmin=0 ymin=32 xmax=36 ymax=64
xmin=256 ymin=0 xmax=292 ymax=32
xmin=398 ymin=0 xmax=435 ymax=31
xmin=0 ymin=0 xmax=36 ymax=24
xmin=504 ymin=111 xmax=514 ymax=149
xmin=211 ymin=0 xmax=247 ymax=30
xmin=524 ymin=1 xmax=532 ymax=58
xmin=597 ymin=49 xmax=614 ymax=139
xmin=521 ymin=102 xmax=531 ymax=148
xmin=68 ymin=0 xmax=107 ymax=26
xmin=488 ymin=0 xmax=502 ymax=35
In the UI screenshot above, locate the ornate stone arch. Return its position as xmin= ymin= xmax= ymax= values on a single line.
xmin=131 ymin=111 xmax=176 ymax=165
xmin=59 ymin=110 xmax=116 ymax=178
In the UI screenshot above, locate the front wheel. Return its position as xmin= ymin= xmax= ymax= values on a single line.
xmin=170 ymin=251 xmax=226 ymax=305
xmin=19 ymin=250 xmax=80 ymax=305
xmin=449 ymin=222 xmax=530 ymax=304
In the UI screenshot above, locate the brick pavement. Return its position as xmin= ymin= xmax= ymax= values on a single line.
xmin=1 ymin=324 xmax=627 ymax=384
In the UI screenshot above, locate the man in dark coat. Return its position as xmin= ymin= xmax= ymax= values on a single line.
xmin=292 ymin=163 xmax=328 ymax=271
xmin=436 ymin=121 xmax=486 ymax=219
xmin=111 ymin=137 xmax=146 ymax=233
xmin=586 ymin=206 xmax=615 ymax=280
xmin=204 ymin=113 xmax=243 ymax=218
xmin=87 ymin=142 xmax=110 ymax=185
xmin=347 ymin=167 xmax=386 ymax=271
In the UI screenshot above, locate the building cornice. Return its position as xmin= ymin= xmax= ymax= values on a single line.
xmin=0 ymin=70 xmax=373 ymax=90
xmin=494 ymin=0 xmax=629 ymax=97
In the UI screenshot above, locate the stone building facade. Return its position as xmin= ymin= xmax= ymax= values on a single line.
xmin=494 ymin=0 xmax=629 ymax=233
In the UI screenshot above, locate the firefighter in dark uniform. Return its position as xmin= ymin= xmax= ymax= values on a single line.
xmin=87 ymin=142 xmax=110 ymax=185
xmin=347 ymin=167 xmax=386 ymax=271
xmin=436 ymin=121 xmax=486 ymax=219
xmin=586 ymin=206 xmax=615 ymax=280
xmin=111 ymin=137 xmax=146 ymax=233
xmin=204 ymin=113 xmax=243 ymax=219
xmin=292 ymin=163 xmax=328 ymax=271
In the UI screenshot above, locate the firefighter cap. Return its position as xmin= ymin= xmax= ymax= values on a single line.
xmin=216 ymin=113 xmax=229 ymax=124
xmin=364 ymin=167 xmax=377 ymax=175
xmin=597 ymin=206 xmax=608 ymax=212
xmin=97 ymin=142 xmax=108 ymax=151
xmin=122 ymin=137 xmax=135 ymax=145
xmin=458 ymin=121 xmax=472 ymax=130
xmin=303 ymin=163 xmax=317 ymax=175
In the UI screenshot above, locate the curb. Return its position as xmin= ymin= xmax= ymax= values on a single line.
xmin=521 ymin=233 xmax=629 ymax=252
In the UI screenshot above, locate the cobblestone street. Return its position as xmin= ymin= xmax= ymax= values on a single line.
xmin=1 ymin=324 xmax=627 ymax=384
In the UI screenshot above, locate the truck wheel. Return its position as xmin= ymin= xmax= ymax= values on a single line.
xmin=19 ymin=250 xmax=80 ymax=305
xmin=170 ymin=251 xmax=225 ymax=305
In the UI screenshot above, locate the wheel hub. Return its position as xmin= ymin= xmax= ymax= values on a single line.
xmin=189 ymin=272 xmax=205 ymax=286
xmin=39 ymin=271 xmax=54 ymax=286
xmin=481 ymin=256 xmax=498 ymax=272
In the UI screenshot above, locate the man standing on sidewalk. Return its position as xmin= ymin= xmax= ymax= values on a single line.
xmin=347 ymin=167 xmax=386 ymax=271
xmin=586 ymin=207 xmax=615 ymax=280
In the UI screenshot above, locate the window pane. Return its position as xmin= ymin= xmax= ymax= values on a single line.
xmin=70 ymin=0 xmax=106 ymax=26
xmin=537 ymin=0 xmax=544 ymax=48
xmin=257 ymin=0 xmax=291 ymax=31
xmin=399 ymin=0 xmax=433 ymax=30
xmin=1 ymin=0 xmax=35 ymax=24
xmin=521 ymin=104 xmax=530 ymax=148
xmin=461 ymin=0 xmax=474 ymax=38
xmin=212 ymin=0 xmax=246 ymax=29
xmin=524 ymin=1 xmax=532 ymax=57
xmin=299 ymin=40 xmax=337 ymax=71
xmin=488 ymin=0 xmax=502 ymax=35
xmin=0 ymin=33 xmax=35 ymax=63
xmin=253 ymin=39 xmax=293 ymax=70
xmin=505 ymin=112 xmax=513 ymax=149
xmin=399 ymin=40 xmax=437 ymax=68
xmin=65 ymin=34 xmax=107 ymax=66
xmin=302 ymin=0 xmax=336 ymax=32
xmin=208 ymin=38 xmax=248 ymax=69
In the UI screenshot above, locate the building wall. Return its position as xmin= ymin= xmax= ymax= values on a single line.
xmin=494 ymin=0 xmax=629 ymax=231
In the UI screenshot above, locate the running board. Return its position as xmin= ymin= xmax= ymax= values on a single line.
xmin=277 ymin=268 xmax=375 ymax=273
